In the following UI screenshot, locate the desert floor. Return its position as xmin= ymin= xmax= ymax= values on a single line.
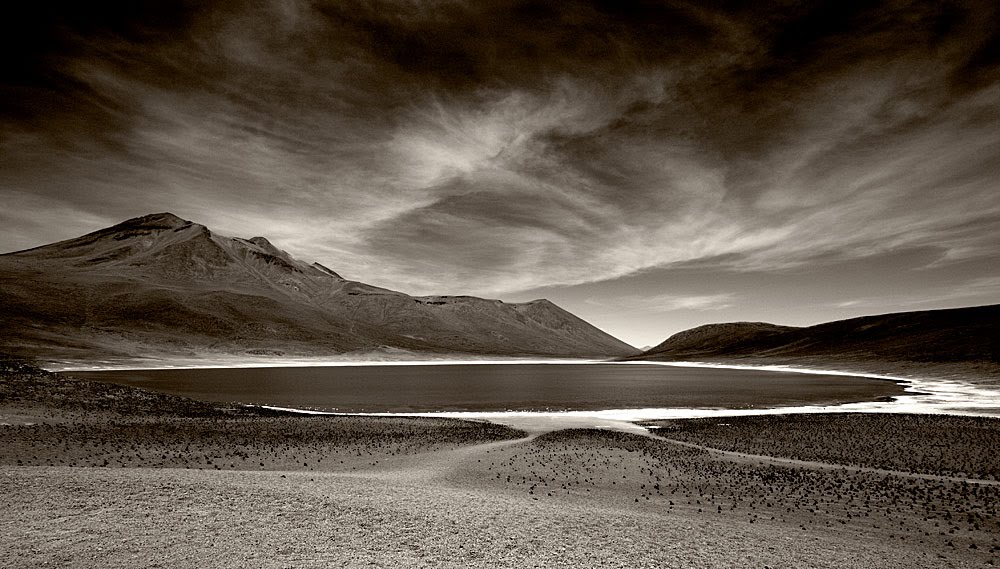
xmin=2 ymin=359 xmax=999 ymax=568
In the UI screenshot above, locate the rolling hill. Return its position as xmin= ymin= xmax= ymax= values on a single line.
xmin=636 ymin=305 xmax=1000 ymax=367
xmin=0 ymin=213 xmax=638 ymax=363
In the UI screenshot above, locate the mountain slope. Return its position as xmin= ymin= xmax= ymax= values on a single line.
xmin=637 ymin=305 xmax=1000 ymax=365
xmin=0 ymin=213 xmax=638 ymax=362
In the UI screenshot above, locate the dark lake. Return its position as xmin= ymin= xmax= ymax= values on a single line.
xmin=71 ymin=363 xmax=905 ymax=413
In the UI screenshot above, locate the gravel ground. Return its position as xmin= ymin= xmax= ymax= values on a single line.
xmin=649 ymin=413 xmax=1000 ymax=479
xmin=3 ymin=358 xmax=998 ymax=567
xmin=2 ymin=462 xmax=981 ymax=569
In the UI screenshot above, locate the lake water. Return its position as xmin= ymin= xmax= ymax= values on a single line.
xmin=71 ymin=362 xmax=904 ymax=413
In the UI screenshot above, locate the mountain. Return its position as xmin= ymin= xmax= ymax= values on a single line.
xmin=0 ymin=213 xmax=638 ymax=363
xmin=636 ymin=305 xmax=1000 ymax=366
xmin=639 ymin=322 xmax=800 ymax=359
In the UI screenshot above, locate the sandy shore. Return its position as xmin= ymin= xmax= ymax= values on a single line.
xmin=644 ymin=355 xmax=1000 ymax=387
xmin=2 ymin=359 xmax=999 ymax=567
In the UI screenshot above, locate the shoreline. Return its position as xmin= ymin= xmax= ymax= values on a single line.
xmin=72 ymin=358 xmax=1000 ymax=424
xmin=67 ymin=360 xmax=915 ymax=429
xmin=43 ymin=356 xmax=605 ymax=372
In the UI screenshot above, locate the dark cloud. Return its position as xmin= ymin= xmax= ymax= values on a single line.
xmin=0 ymin=1 xmax=204 ymax=125
xmin=312 ymin=0 xmax=719 ymax=90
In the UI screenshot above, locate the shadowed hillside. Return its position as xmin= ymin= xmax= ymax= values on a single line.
xmin=0 ymin=213 xmax=638 ymax=363
xmin=637 ymin=305 xmax=1000 ymax=367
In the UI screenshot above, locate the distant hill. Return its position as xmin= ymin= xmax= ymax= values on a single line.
xmin=637 ymin=305 xmax=1000 ymax=366
xmin=0 ymin=213 xmax=638 ymax=362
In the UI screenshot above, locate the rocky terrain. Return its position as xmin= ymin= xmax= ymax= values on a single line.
xmin=0 ymin=213 xmax=638 ymax=365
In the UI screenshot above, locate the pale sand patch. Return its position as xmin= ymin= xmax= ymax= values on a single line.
xmin=257 ymin=406 xmax=654 ymax=435
xmin=0 ymin=464 xmax=964 ymax=569
xmin=478 ymin=414 xmax=652 ymax=435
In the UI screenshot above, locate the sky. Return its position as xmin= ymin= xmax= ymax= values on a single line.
xmin=2 ymin=0 xmax=999 ymax=348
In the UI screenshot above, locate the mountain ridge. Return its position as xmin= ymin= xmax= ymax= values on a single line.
xmin=635 ymin=305 xmax=1000 ymax=367
xmin=0 ymin=213 xmax=638 ymax=363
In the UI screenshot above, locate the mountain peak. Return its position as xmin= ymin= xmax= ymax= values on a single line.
xmin=642 ymin=321 xmax=797 ymax=356
xmin=114 ymin=212 xmax=192 ymax=231
xmin=521 ymin=299 xmax=558 ymax=309
xmin=5 ymin=212 xmax=203 ymax=260
xmin=244 ymin=236 xmax=294 ymax=261
xmin=247 ymin=236 xmax=275 ymax=249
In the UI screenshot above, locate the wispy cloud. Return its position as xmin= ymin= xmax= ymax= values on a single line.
xmin=587 ymin=293 xmax=736 ymax=313
xmin=833 ymin=276 xmax=1000 ymax=311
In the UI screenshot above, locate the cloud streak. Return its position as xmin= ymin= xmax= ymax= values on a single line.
xmin=587 ymin=293 xmax=736 ymax=313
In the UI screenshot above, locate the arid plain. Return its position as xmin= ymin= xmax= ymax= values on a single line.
xmin=2 ymin=358 xmax=999 ymax=568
